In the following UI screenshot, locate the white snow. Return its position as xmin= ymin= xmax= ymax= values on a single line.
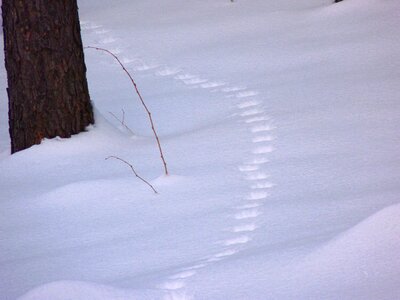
xmin=1 ymin=0 xmax=400 ymax=299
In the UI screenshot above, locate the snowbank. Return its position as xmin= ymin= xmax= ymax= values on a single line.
xmin=292 ymin=204 xmax=400 ymax=299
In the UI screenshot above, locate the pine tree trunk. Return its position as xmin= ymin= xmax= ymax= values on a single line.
xmin=2 ymin=0 xmax=94 ymax=153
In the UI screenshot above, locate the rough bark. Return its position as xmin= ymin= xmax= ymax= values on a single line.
xmin=2 ymin=0 xmax=94 ymax=153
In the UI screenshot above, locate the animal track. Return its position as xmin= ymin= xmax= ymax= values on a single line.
xmin=159 ymin=280 xmax=186 ymax=290
xmin=251 ymin=181 xmax=274 ymax=189
xmin=182 ymin=78 xmax=208 ymax=85
xmin=174 ymin=74 xmax=196 ymax=80
xmin=244 ymin=116 xmax=270 ymax=123
xmin=252 ymin=146 xmax=274 ymax=154
xmin=231 ymin=223 xmax=258 ymax=233
xmin=94 ymin=29 xmax=111 ymax=34
xmin=236 ymin=90 xmax=259 ymax=98
xmin=200 ymin=81 xmax=226 ymax=88
xmin=223 ymin=235 xmax=252 ymax=246
xmin=183 ymin=264 xmax=207 ymax=271
xmin=235 ymin=209 xmax=262 ymax=220
xmin=156 ymin=67 xmax=182 ymax=76
xmin=169 ymin=271 xmax=196 ymax=280
xmin=111 ymin=49 xmax=124 ymax=56
xmin=222 ymin=86 xmax=246 ymax=92
xmin=214 ymin=249 xmax=238 ymax=258
xmin=245 ymin=191 xmax=269 ymax=200
xmin=88 ymin=21 xmax=274 ymax=298
xmin=251 ymin=124 xmax=274 ymax=133
xmin=252 ymin=135 xmax=274 ymax=143
xmin=238 ymin=165 xmax=260 ymax=172
xmin=237 ymin=100 xmax=261 ymax=109
xmin=135 ymin=63 xmax=159 ymax=71
xmin=240 ymin=108 xmax=265 ymax=117
xmin=120 ymin=57 xmax=137 ymax=64
xmin=247 ymin=157 xmax=269 ymax=165
xmin=100 ymin=37 xmax=117 ymax=44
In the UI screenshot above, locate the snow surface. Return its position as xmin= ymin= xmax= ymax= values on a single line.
xmin=1 ymin=0 xmax=400 ymax=299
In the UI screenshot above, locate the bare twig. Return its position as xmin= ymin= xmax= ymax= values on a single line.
xmin=106 ymin=156 xmax=158 ymax=194
xmin=86 ymin=46 xmax=169 ymax=176
xmin=108 ymin=109 xmax=135 ymax=136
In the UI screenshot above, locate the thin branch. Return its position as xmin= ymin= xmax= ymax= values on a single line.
xmin=86 ymin=46 xmax=169 ymax=176
xmin=108 ymin=110 xmax=135 ymax=136
xmin=121 ymin=108 xmax=126 ymax=124
xmin=106 ymin=156 xmax=158 ymax=194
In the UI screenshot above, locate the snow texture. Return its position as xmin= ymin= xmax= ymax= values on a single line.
xmin=1 ymin=0 xmax=400 ymax=299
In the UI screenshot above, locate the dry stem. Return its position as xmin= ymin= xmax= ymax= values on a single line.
xmin=109 ymin=109 xmax=135 ymax=135
xmin=86 ymin=46 xmax=169 ymax=175
xmin=106 ymin=156 xmax=158 ymax=194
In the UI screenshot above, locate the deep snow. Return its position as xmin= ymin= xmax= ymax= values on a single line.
xmin=1 ymin=0 xmax=400 ymax=299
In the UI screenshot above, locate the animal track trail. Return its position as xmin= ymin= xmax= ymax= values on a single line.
xmin=84 ymin=19 xmax=275 ymax=299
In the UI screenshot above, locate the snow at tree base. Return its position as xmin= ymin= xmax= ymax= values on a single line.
xmin=1 ymin=0 xmax=400 ymax=299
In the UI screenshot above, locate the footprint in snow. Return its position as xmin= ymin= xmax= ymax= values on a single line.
xmin=252 ymin=146 xmax=274 ymax=154
xmin=237 ymin=100 xmax=261 ymax=109
xmin=135 ymin=63 xmax=160 ymax=71
xmin=245 ymin=191 xmax=269 ymax=200
xmin=252 ymin=135 xmax=274 ymax=143
xmin=182 ymin=78 xmax=208 ymax=85
xmin=181 ymin=263 xmax=208 ymax=271
xmin=221 ymin=86 xmax=247 ymax=92
xmin=240 ymin=108 xmax=264 ymax=117
xmin=118 ymin=57 xmax=134 ymax=64
xmin=107 ymin=47 xmax=122 ymax=55
xmin=174 ymin=74 xmax=196 ymax=80
xmin=99 ymin=37 xmax=118 ymax=44
xmin=156 ymin=67 xmax=182 ymax=76
xmin=169 ymin=271 xmax=196 ymax=280
xmin=231 ymin=223 xmax=258 ymax=233
xmin=244 ymin=115 xmax=270 ymax=124
xmin=200 ymin=81 xmax=226 ymax=89
xmin=222 ymin=235 xmax=252 ymax=246
xmin=236 ymin=90 xmax=259 ymax=98
xmin=251 ymin=181 xmax=275 ymax=189
xmin=251 ymin=124 xmax=275 ymax=133
xmin=83 ymin=23 xmax=102 ymax=30
xmin=206 ymin=249 xmax=238 ymax=262
xmin=214 ymin=249 xmax=238 ymax=258
xmin=94 ymin=29 xmax=111 ymax=34
xmin=235 ymin=209 xmax=262 ymax=220
xmin=238 ymin=164 xmax=260 ymax=172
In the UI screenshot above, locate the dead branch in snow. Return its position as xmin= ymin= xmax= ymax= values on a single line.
xmin=106 ymin=156 xmax=158 ymax=194
xmin=86 ymin=46 xmax=169 ymax=176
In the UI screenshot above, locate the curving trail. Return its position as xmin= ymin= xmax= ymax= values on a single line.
xmin=81 ymin=20 xmax=275 ymax=300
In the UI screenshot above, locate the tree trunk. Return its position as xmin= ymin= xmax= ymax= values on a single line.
xmin=2 ymin=0 xmax=94 ymax=153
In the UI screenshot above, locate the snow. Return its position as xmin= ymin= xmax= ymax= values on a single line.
xmin=293 ymin=203 xmax=400 ymax=299
xmin=1 ymin=0 xmax=400 ymax=299
xmin=18 ymin=281 xmax=164 ymax=300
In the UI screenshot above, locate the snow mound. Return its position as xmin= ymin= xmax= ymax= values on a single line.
xmin=305 ymin=204 xmax=400 ymax=272
xmin=17 ymin=281 xmax=164 ymax=300
xmin=293 ymin=204 xmax=400 ymax=298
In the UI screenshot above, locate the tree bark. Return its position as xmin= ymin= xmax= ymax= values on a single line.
xmin=2 ymin=0 xmax=94 ymax=153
